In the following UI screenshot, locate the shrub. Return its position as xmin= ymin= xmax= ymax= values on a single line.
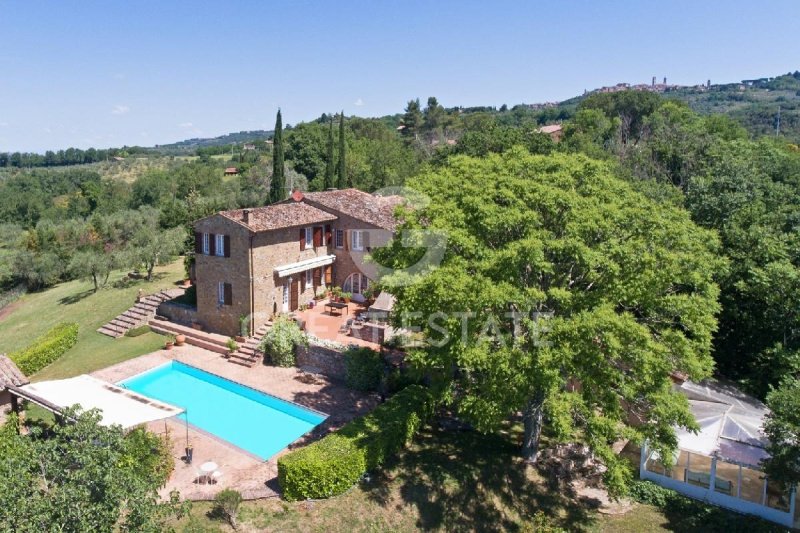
xmin=344 ymin=347 xmax=384 ymax=391
xmin=213 ymin=489 xmax=242 ymax=530
xmin=277 ymin=434 xmax=366 ymax=501
xmin=386 ymin=367 xmax=424 ymax=394
xmin=122 ymin=427 xmax=174 ymax=487
xmin=226 ymin=337 xmax=239 ymax=352
xmin=171 ymin=285 xmax=196 ymax=307
xmin=124 ymin=325 xmax=151 ymax=337
xmin=278 ymin=384 xmax=440 ymax=501
xmin=259 ymin=316 xmax=308 ymax=367
xmin=627 ymin=480 xmax=780 ymax=532
xmin=11 ymin=322 xmax=79 ymax=375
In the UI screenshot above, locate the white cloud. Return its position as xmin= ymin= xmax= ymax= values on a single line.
xmin=111 ymin=105 xmax=130 ymax=115
xmin=179 ymin=122 xmax=193 ymax=128
xmin=354 ymin=98 xmax=365 ymax=107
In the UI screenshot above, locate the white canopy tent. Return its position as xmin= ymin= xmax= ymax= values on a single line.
xmin=675 ymin=380 xmax=771 ymax=467
xmin=15 ymin=374 xmax=184 ymax=429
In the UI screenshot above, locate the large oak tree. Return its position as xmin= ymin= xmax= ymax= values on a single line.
xmin=376 ymin=149 xmax=723 ymax=493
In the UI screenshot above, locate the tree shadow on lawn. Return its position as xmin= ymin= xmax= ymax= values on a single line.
xmin=363 ymin=425 xmax=596 ymax=532
xmin=110 ymin=272 xmax=167 ymax=290
xmin=58 ymin=288 xmax=94 ymax=306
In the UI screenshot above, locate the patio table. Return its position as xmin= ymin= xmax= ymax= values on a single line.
xmin=324 ymin=301 xmax=349 ymax=316
xmin=199 ymin=461 xmax=218 ymax=484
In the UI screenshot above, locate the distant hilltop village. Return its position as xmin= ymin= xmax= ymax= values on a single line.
xmin=590 ymin=76 xmax=711 ymax=95
xmin=521 ymin=76 xmax=714 ymax=111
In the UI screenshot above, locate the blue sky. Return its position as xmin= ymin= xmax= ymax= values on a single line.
xmin=0 ymin=0 xmax=797 ymax=152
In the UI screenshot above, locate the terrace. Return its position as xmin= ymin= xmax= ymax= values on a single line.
xmin=292 ymin=298 xmax=396 ymax=351
xmin=90 ymin=344 xmax=379 ymax=500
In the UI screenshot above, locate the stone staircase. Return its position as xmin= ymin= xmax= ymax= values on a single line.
xmin=97 ymin=289 xmax=183 ymax=338
xmin=148 ymin=318 xmax=232 ymax=356
xmin=148 ymin=318 xmax=272 ymax=367
xmin=228 ymin=322 xmax=271 ymax=367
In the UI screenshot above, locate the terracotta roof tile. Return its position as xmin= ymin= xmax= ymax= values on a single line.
xmin=220 ymin=203 xmax=336 ymax=232
xmin=303 ymin=189 xmax=404 ymax=230
xmin=0 ymin=354 xmax=28 ymax=390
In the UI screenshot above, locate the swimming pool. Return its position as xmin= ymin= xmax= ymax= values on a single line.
xmin=120 ymin=361 xmax=326 ymax=460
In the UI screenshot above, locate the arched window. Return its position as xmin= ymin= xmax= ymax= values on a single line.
xmin=342 ymin=273 xmax=371 ymax=302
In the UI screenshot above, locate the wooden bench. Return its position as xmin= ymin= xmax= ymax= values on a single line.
xmin=684 ymin=470 xmax=733 ymax=495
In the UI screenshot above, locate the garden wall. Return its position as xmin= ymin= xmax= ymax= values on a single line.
xmin=157 ymin=301 xmax=199 ymax=327
xmin=295 ymin=338 xmax=347 ymax=381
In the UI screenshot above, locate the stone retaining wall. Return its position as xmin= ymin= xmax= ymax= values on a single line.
xmin=157 ymin=301 xmax=199 ymax=327
xmin=295 ymin=339 xmax=347 ymax=381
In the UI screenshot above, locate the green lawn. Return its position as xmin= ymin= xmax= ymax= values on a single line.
xmin=0 ymin=260 xmax=184 ymax=381
xmin=170 ymin=426 xmax=685 ymax=533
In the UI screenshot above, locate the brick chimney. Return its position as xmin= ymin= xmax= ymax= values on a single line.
xmin=243 ymin=209 xmax=250 ymax=225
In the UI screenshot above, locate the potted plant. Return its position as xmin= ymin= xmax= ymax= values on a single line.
xmin=225 ymin=337 xmax=239 ymax=357
xmin=331 ymin=286 xmax=343 ymax=302
xmin=362 ymin=285 xmax=376 ymax=305
xmin=175 ymin=333 xmax=186 ymax=346
xmin=164 ymin=335 xmax=175 ymax=350
xmin=236 ymin=315 xmax=249 ymax=342
xmin=342 ymin=291 xmax=352 ymax=304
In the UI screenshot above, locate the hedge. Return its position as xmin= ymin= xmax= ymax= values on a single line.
xmin=278 ymin=384 xmax=440 ymax=501
xmin=344 ymin=346 xmax=383 ymax=392
xmin=10 ymin=322 xmax=79 ymax=375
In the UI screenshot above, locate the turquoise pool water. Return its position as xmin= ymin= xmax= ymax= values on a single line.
xmin=120 ymin=361 xmax=326 ymax=460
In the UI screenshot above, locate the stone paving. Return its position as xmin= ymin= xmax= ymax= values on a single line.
xmin=295 ymin=300 xmax=382 ymax=349
xmin=91 ymin=344 xmax=379 ymax=500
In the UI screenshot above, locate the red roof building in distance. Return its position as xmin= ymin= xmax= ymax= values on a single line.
xmin=224 ymin=167 xmax=239 ymax=175
xmin=536 ymin=124 xmax=563 ymax=142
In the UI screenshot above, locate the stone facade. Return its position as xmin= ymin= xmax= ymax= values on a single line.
xmin=250 ymin=225 xmax=332 ymax=333
xmin=194 ymin=215 xmax=252 ymax=336
xmin=302 ymin=202 xmax=393 ymax=292
xmin=193 ymin=189 xmax=398 ymax=337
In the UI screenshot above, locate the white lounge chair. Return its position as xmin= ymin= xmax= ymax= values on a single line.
xmin=211 ymin=470 xmax=223 ymax=484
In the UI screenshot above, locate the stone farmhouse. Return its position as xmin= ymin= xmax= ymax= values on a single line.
xmin=192 ymin=188 xmax=403 ymax=336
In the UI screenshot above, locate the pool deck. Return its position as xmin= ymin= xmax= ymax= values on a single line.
xmin=91 ymin=344 xmax=379 ymax=500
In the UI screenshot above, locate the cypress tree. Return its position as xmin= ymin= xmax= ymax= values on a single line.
xmin=337 ymin=111 xmax=347 ymax=188
xmin=270 ymin=109 xmax=285 ymax=203
xmin=324 ymin=115 xmax=335 ymax=190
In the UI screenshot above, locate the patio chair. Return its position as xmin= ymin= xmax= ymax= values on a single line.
xmin=339 ymin=318 xmax=354 ymax=334
xmin=211 ymin=470 xmax=223 ymax=485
